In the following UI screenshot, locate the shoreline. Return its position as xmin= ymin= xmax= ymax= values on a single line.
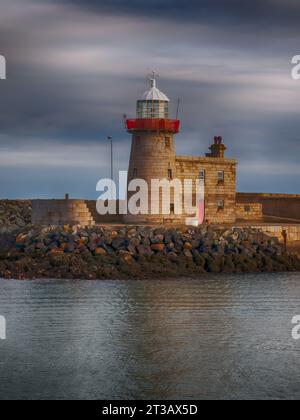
xmin=1 ymin=254 xmax=299 ymax=281
xmin=0 ymin=225 xmax=300 ymax=280
xmin=1 ymin=271 xmax=298 ymax=283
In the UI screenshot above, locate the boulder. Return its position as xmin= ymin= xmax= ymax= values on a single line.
xmin=151 ymin=243 xmax=165 ymax=252
xmin=137 ymin=245 xmax=153 ymax=256
xmin=118 ymin=250 xmax=134 ymax=264
xmin=95 ymin=247 xmax=106 ymax=255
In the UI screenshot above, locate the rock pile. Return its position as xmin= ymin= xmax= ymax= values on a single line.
xmin=0 ymin=225 xmax=299 ymax=279
xmin=0 ymin=200 xmax=32 ymax=233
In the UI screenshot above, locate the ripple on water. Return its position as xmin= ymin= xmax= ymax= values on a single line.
xmin=0 ymin=272 xmax=300 ymax=400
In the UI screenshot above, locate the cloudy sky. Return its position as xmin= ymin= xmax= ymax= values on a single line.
xmin=0 ymin=0 xmax=299 ymax=198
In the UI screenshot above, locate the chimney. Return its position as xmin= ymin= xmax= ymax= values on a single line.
xmin=206 ymin=136 xmax=227 ymax=158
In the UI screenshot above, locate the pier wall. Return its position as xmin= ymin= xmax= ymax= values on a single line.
xmin=237 ymin=193 xmax=300 ymax=221
xmin=32 ymin=200 xmax=95 ymax=226
xmin=245 ymin=224 xmax=300 ymax=243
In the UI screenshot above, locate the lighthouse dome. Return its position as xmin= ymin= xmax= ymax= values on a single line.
xmin=141 ymin=77 xmax=170 ymax=102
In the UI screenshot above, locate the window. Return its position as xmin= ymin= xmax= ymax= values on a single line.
xmin=192 ymin=194 xmax=197 ymax=207
xmin=217 ymin=171 xmax=224 ymax=182
xmin=165 ymin=137 xmax=171 ymax=148
xmin=199 ymin=170 xmax=205 ymax=180
xmin=168 ymin=169 xmax=173 ymax=179
xmin=217 ymin=199 xmax=224 ymax=210
xmin=133 ymin=168 xmax=138 ymax=178
xmin=244 ymin=205 xmax=251 ymax=212
xmin=170 ymin=203 xmax=175 ymax=214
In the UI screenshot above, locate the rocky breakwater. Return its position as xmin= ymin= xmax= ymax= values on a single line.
xmin=0 ymin=225 xmax=300 ymax=280
xmin=0 ymin=200 xmax=31 ymax=233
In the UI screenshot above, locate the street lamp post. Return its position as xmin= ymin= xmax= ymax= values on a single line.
xmin=107 ymin=136 xmax=114 ymax=200
xmin=107 ymin=136 xmax=113 ymax=182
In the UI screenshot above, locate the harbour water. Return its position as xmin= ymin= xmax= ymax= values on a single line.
xmin=0 ymin=273 xmax=300 ymax=400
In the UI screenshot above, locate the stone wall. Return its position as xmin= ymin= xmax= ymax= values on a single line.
xmin=236 ymin=202 xmax=263 ymax=221
xmin=32 ymin=200 xmax=95 ymax=226
xmin=237 ymin=193 xmax=300 ymax=221
xmin=176 ymin=156 xmax=237 ymax=224
xmin=245 ymin=224 xmax=300 ymax=243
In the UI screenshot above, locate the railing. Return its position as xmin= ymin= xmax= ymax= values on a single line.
xmin=126 ymin=118 xmax=180 ymax=133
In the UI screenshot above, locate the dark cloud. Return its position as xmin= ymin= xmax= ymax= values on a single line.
xmin=60 ymin=0 xmax=300 ymax=27
xmin=0 ymin=0 xmax=299 ymax=198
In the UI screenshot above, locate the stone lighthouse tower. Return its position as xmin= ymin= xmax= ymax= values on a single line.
xmin=124 ymin=74 xmax=181 ymax=224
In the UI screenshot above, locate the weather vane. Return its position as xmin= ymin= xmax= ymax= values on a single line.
xmin=150 ymin=70 xmax=159 ymax=80
xmin=146 ymin=69 xmax=159 ymax=83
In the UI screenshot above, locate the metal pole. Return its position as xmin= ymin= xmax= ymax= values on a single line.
xmin=108 ymin=136 xmax=113 ymax=200
xmin=108 ymin=136 xmax=113 ymax=182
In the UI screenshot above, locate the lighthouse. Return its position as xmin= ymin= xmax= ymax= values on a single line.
xmin=124 ymin=74 xmax=182 ymax=224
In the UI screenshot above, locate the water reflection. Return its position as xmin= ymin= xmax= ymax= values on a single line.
xmin=0 ymin=273 xmax=300 ymax=400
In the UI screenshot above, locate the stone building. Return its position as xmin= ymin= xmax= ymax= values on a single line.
xmin=175 ymin=144 xmax=237 ymax=224
xmin=125 ymin=75 xmax=239 ymax=225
